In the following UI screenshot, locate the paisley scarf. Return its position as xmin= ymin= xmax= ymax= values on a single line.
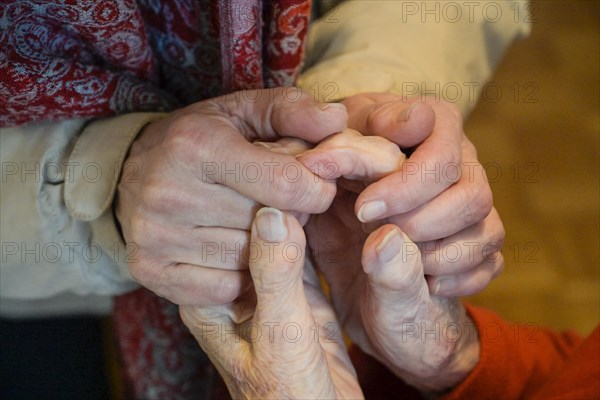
xmin=2 ymin=1 xmax=311 ymax=398
xmin=1 ymin=0 xmax=310 ymax=126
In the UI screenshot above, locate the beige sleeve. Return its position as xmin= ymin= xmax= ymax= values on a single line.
xmin=298 ymin=0 xmax=531 ymax=115
xmin=0 ymin=113 xmax=164 ymax=316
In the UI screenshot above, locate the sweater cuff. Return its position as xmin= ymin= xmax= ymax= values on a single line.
xmin=64 ymin=112 xmax=166 ymax=221
xmin=63 ymin=112 xmax=166 ymax=287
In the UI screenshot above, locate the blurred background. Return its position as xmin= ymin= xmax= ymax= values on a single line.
xmin=465 ymin=0 xmax=599 ymax=335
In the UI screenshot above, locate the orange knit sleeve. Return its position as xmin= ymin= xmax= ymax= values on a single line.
xmin=444 ymin=304 xmax=595 ymax=400
xmin=350 ymin=304 xmax=599 ymax=399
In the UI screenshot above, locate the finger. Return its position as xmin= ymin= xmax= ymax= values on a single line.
xmin=355 ymin=103 xmax=464 ymax=222
xmin=173 ymin=227 xmax=250 ymax=270
xmin=131 ymin=262 xmax=251 ymax=306
xmin=254 ymin=139 xmax=313 ymax=225
xmin=249 ymin=207 xmax=309 ymax=322
xmin=139 ymin=175 xmax=261 ymax=229
xmin=184 ymin=126 xmax=336 ymax=213
xmin=343 ymin=94 xmax=435 ymax=146
xmin=213 ymin=87 xmax=348 ymax=142
xmin=427 ymin=252 xmax=504 ymax=297
xmin=419 ymin=208 xmax=505 ymax=275
xmin=387 ymin=160 xmax=494 ymax=241
xmin=361 ymin=225 xmax=429 ymax=308
xmin=297 ymin=129 xmax=405 ymax=182
xmin=124 ymin=216 xmax=252 ymax=270
xmin=249 ymin=207 xmax=335 ymax=385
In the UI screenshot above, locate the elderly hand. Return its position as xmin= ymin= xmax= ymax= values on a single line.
xmin=298 ymin=127 xmax=482 ymax=393
xmin=338 ymin=93 xmax=505 ymax=297
xmin=358 ymin=224 xmax=480 ymax=394
xmin=180 ymin=208 xmax=363 ymax=399
xmin=116 ymin=88 xmax=347 ymax=306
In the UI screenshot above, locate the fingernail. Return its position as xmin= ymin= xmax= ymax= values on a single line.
xmin=376 ymin=229 xmax=402 ymax=264
xmin=319 ymin=102 xmax=347 ymax=112
xmin=397 ymin=102 xmax=419 ymax=122
xmin=358 ymin=200 xmax=387 ymax=222
xmin=434 ymin=277 xmax=456 ymax=295
xmin=255 ymin=208 xmax=288 ymax=242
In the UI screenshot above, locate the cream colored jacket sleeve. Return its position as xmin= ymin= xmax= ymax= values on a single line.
xmin=1 ymin=113 xmax=164 ymax=317
xmin=298 ymin=0 xmax=531 ymax=115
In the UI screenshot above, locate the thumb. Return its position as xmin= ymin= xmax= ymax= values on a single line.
xmin=343 ymin=94 xmax=436 ymax=148
xmin=249 ymin=207 xmax=312 ymax=327
xmin=361 ymin=225 xmax=430 ymax=309
xmin=248 ymin=207 xmax=337 ymax=398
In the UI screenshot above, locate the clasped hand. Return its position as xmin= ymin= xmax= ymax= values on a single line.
xmin=116 ymin=88 xmax=504 ymax=397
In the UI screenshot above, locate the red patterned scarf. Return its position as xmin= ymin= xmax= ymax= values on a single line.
xmin=1 ymin=0 xmax=310 ymax=126
xmin=2 ymin=1 xmax=311 ymax=398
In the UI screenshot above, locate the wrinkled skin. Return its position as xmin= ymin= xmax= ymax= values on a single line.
xmin=310 ymin=93 xmax=505 ymax=298
xmin=182 ymin=130 xmax=482 ymax=397
xmin=117 ymin=89 xmax=505 ymax=308
xmin=116 ymin=88 xmax=347 ymax=306
xmin=120 ymin=89 xmax=502 ymax=396
xmin=180 ymin=208 xmax=364 ymax=399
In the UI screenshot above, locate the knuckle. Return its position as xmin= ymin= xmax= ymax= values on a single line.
xmin=164 ymin=114 xmax=211 ymax=161
xmin=127 ymin=216 xmax=155 ymax=247
xmin=440 ymin=147 xmax=462 ymax=179
xmin=490 ymin=217 xmax=506 ymax=248
xmin=489 ymin=230 xmax=506 ymax=252
xmin=476 ymin=267 xmax=493 ymax=288
xmin=163 ymin=128 xmax=189 ymax=156
xmin=368 ymin=135 xmax=403 ymax=158
xmin=212 ymin=274 xmax=242 ymax=303
xmin=142 ymin=179 xmax=187 ymax=213
xmin=463 ymin=183 xmax=493 ymax=226
xmin=272 ymin=165 xmax=323 ymax=211
xmin=273 ymin=170 xmax=300 ymax=203
xmin=398 ymin=217 xmax=424 ymax=242
xmin=139 ymin=179 xmax=163 ymax=208
xmin=169 ymin=113 xmax=199 ymax=139
xmin=466 ymin=269 xmax=492 ymax=295
xmin=324 ymin=128 xmax=360 ymax=147
xmin=483 ymin=245 xmax=503 ymax=263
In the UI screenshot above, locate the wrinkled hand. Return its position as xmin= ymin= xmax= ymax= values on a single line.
xmin=116 ymin=88 xmax=347 ymax=306
xmin=180 ymin=208 xmax=363 ymax=399
xmin=297 ymin=126 xmax=482 ymax=393
xmin=357 ymin=224 xmax=480 ymax=394
xmin=342 ymin=93 xmax=505 ymax=296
